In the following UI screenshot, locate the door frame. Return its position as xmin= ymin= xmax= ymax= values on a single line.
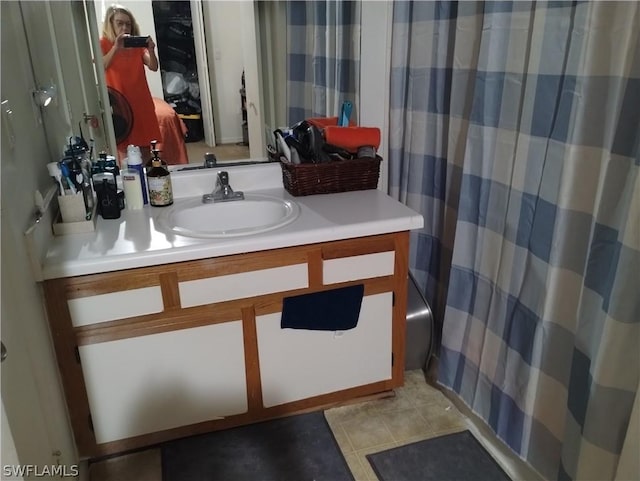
xmin=191 ymin=0 xmax=216 ymax=147
xmin=241 ymin=2 xmax=266 ymax=159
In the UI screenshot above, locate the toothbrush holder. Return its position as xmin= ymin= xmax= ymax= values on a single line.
xmin=58 ymin=194 xmax=87 ymax=223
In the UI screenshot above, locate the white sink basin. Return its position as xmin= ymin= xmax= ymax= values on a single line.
xmin=157 ymin=193 xmax=300 ymax=238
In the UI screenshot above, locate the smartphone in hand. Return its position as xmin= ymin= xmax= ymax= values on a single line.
xmin=123 ymin=36 xmax=149 ymax=48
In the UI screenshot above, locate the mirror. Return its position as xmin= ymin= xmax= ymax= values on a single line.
xmin=90 ymin=0 xmax=287 ymax=164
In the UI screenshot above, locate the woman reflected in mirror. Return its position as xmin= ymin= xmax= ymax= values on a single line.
xmin=101 ymin=4 xmax=161 ymax=163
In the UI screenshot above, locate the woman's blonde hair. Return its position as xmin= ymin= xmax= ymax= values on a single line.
xmin=101 ymin=4 xmax=140 ymax=41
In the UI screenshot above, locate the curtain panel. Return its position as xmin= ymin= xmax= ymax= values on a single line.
xmin=389 ymin=2 xmax=639 ymax=480
xmin=286 ymin=0 xmax=361 ymax=124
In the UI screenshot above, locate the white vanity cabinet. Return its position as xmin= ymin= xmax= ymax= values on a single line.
xmin=42 ymin=231 xmax=409 ymax=458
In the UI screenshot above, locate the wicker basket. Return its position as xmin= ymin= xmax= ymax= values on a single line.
xmin=279 ymin=156 xmax=382 ymax=196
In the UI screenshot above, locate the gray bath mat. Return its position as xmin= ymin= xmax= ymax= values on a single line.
xmin=367 ymin=430 xmax=511 ymax=481
xmin=162 ymin=411 xmax=354 ymax=481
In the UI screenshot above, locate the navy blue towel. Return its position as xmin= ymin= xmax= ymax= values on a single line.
xmin=281 ymin=284 xmax=364 ymax=331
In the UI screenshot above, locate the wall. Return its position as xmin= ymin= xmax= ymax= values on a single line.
xmin=1 ymin=0 xmax=77 ymax=469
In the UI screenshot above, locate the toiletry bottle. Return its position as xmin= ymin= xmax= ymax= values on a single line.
xmin=145 ymin=140 xmax=168 ymax=172
xmin=93 ymin=151 xmax=107 ymax=177
xmin=147 ymin=149 xmax=173 ymax=207
xmin=95 ymin=175 xmax=122 ymax=219
xmin=121 ymin=168 xmax=144 ymax=210
xmin=125 ymin=144 xmax=148 ymax=204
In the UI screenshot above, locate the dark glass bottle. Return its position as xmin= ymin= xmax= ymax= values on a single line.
xmin=146 ymin=150 xmax=173 ymax=207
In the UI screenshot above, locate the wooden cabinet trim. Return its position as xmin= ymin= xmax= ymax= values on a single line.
xmin=74 ymin=303 xmax=243 ymax=345
xmin=306 ymin=248 xmax=323 ymax=289
xmin=159 ymin=271 xmax=180 ymax=310
xmin=391 ymin=231 xmax=409 ymax=385
xmin=57 ymin=249 xmax=310 ymax=299
xmin=42 ymin=281 xmax=99 ymax=454
xmin=241 ymin=306 xmax=263 ymax=412
xmin=321 ymin=234 xmax=396 ymax=260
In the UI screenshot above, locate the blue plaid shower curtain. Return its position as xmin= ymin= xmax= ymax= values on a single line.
xmin=286 ymin=0 xmax=361 ymax=124
xmin=389 ymin=2 xmax=639 ymax=480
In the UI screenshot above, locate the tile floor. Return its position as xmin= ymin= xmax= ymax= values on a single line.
xmin=325 ymin=369 xmax=468 ymax=481
xmin=87 ymin=370 xmax=471 ymax=481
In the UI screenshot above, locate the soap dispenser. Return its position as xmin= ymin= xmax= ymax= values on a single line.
xmin=147 ymin=149 xmax=173 ymax=207
xmin=145 ymin=140 xmax=168 ymax=172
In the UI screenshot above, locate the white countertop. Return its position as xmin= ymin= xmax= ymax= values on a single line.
xmin=41 ymin=163 xmax=424 ymax=279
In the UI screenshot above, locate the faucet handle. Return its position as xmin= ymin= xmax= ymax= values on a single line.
xmin=217 ymin=171 xmax=229 ymax=186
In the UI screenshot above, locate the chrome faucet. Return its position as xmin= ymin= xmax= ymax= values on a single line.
xmin=202 ymin=171 xmax=244 ymax=203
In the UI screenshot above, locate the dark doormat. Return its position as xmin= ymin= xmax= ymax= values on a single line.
xmin=162 ymin=411 xmax=354 ymax=481
xmin=366 ymin=430 xmax=511 ymax=481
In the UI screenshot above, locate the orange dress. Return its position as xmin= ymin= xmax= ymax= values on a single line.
xmin=100 ymin=38 xmax=162 ymax=148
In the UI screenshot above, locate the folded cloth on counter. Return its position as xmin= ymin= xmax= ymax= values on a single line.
xmin=281 ymin=284 xmax=364 ymax=331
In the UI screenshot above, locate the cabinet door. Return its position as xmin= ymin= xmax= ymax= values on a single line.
xmin=78 ymin=322 xmax=247 ymax=444
xmin=256 ymin=293 xmax=393 ymax=408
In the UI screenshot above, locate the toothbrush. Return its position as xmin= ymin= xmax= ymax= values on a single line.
xmin=58 ymin=161 xmax=77 ymax=195
xmin=47 ymin=162 xmax=65 ymax=195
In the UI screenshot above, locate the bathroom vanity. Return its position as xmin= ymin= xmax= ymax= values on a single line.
xmin=39 ymin=163 xmax=423 ymax=458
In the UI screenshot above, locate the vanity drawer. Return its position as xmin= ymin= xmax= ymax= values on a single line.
xmin=323 ymin=251 xmax=395 ymax=284
xmin=179 ymin=263 xmax=309 ymax=307
xmin=67 ymin=286 xmax=164 ymax=327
